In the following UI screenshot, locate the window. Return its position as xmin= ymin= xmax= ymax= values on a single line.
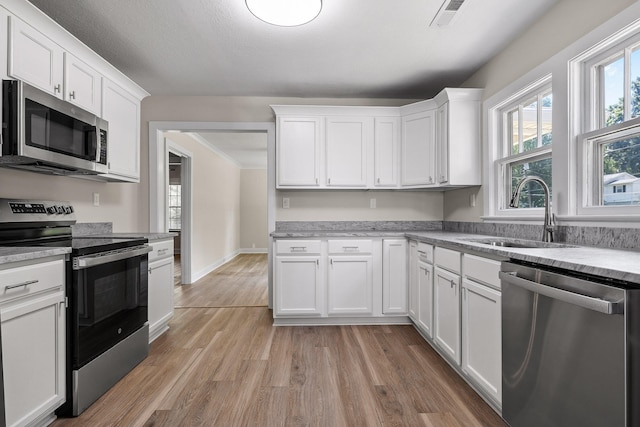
xmin=492 ymin=77 xmax=553 ymax=214
xmin=168 ymin=184 xmax=181 ymax=230
xmin=578 ymin=30 xmax=640 ymax=212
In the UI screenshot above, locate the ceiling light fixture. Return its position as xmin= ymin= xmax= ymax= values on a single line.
xmin=246 ymin=0 xmax=322 ymax=27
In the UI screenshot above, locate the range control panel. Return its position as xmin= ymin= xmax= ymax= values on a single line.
xmin=0 ymin=199 xmax=76 ymax=224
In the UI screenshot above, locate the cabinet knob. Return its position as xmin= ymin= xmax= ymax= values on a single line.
xmin=440 ymin=175 xmax=445 ymax=181
xmin=69 ymin=91 xmax=76 ymax=99
xmin=428 ymin=176 xmax=433 ymax=183
xmin=450 ymin=279 xmax=456 ymax=288
xmin=377 ymin=178 xmax=380 ymax=184
xmin=54 ymin=84 xmax=61 ymax=93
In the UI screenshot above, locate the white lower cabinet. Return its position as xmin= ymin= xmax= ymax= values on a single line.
xmin=328 ymin=255 xmax=373 ymax=315
xmin=416 ymin=260 xmax=433 ymax=338
xmin=433 ymin=266 xmax=461 ymax=365
xmin=275 ymin=256 xmax=323 ymax=316
xmin=382 ymin=239 xmax=407 ymax=314
xmin=0 ymin=256 xmax=66 ymax=427
xmin=148 ymin=238 xmax=175 ymax=343
xmin=462 ymin=278 xmax=502 ymax=405
xmin=408 ymin=241 xmax=419 ymax=321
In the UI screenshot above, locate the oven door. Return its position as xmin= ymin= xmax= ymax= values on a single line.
xmin=71 ymin=245 xmax=150 ymax=368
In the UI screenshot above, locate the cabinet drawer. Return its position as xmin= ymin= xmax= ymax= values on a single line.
xmin=276 ymin=240 xmax=322 ymax=255
xmin=463 ymin=254 xmax=501 ymax=290
xmin=0 ymin=258 xmax=65 ymax=304
xmin=328 ymin=240 xmax=373 ymax=254
xmin=435 ymin=247 xmax=461 ymax=274
xmin=417 ymin=242 xmax=433 ymax=263
xmin=149 ymin=239 xmax=174 ymax=262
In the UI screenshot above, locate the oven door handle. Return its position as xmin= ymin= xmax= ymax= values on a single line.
xmin=499 ymin=271 xmax=624 ymax=315
xmin=73 ymin=245 xmax=152 ymax=270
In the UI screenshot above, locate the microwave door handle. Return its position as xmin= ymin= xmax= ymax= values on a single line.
xmin=73 ymin=245 xmax=152 ymax=270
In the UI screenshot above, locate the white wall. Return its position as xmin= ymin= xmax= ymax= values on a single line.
xmin=444 ymin=0 xmax=636 ymax=222
xmin=240 ymin=169 xmax=268 ymax=249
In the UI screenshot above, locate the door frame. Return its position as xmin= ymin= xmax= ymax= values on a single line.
xmin=166 ymin=139 xmax=193 ymax=285
xmin=149 ymin=121 xmax=276 ymax=308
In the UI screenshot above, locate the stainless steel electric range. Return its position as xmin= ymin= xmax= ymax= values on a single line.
xmin=0 ymin=199 xmax=150 ymax=416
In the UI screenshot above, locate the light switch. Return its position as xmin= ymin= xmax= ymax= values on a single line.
xmin=93 ymin=192 xmax=100 ymax=206
xmin=370 ymin=198 xmax=376 ymax=209
xmin=282 ymin=197 xmax=290 ymax=209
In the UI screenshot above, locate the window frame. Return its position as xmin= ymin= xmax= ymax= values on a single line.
xmin=574 ymin=23 xmax=640 ymax=217
xmin=485 ymin=75 xmax=553 ymax=220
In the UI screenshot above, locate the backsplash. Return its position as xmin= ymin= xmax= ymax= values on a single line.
xmin=444 ymin=222 xmax=640 ymax=250
xmin=275 ymin=221 xmax=443 ymax=232
xmin=72 ymin=222 xmax=112 ymax=236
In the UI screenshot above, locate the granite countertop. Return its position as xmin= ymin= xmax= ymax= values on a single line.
xmin=273 ymin=230 xmax=640 ymax=284
xmin=0 ymin=247 xmax=71 ymax=265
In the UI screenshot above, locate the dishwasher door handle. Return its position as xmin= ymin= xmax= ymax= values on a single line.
xmin=499 ymin=271 xmax=624 ymax=315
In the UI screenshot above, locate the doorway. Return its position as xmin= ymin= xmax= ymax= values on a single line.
xmin=149 ymin=121 xmax=276 ymax=308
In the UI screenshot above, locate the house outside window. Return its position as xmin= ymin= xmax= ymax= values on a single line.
xmin=576 ymin=28 xmax=640 ymax=213
xmin=487 ymin=76 xmax=553 ymax=217
xmin=168 ymin=184 xmax=181 ymax=230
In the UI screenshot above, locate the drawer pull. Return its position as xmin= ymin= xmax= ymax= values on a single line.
xmin=342 ymin=246 xmax=359 ymax=252
xmin=6 ymin=279 xmax=38 ymax=290
xmin=290 ymin=247 xmax=307 ymax=252
xmin=157 ymin=248 xmax=169 ymax=255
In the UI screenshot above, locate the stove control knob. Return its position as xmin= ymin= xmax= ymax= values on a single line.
xmin=46 ymin=206 xmax=57 ymax=215
xmin=55 ymin=205 xmax=64 ymax=214
xmin=63 ymin=206 xmax=73 ymax=214
xmin=67 ymin=206 xmax=74 ymax=214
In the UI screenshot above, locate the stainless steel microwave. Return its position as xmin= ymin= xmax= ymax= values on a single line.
xmin=0 ymin=80 xmax=108 ymax=175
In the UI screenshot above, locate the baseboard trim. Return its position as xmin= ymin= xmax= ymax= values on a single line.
xmin=239 ymin=248 xmax=268 ymax=254
xmin=192 ymin=249 xmax=241 ymax=282
xmin=273 ymin=316 xmax=412 ymax=326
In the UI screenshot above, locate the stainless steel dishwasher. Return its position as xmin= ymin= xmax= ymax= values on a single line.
xmin=500 ymin=261 xmax=640 ymax=427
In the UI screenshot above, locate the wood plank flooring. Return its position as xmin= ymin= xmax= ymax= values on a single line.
xmin=52 ymin=253 xmax=506 ymax=427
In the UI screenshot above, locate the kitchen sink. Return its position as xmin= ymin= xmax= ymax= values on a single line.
xmin=462 ymin=237 xmax=578 ymax=249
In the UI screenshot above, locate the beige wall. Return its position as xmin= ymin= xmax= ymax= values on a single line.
xmin=276 ymin=190 xmax=443 ymax=221
xmin=444 ymin=0 xmax=636 ymax=222
xmin=164 ymin=132 xmax=241 ymax=275
xmin=0 ymin=167 xmax=146 ymax=231
xmin=240 ymin=169 xmax=268 ymax=249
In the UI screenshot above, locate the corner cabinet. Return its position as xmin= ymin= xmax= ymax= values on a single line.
xmin=401 ymin=109 xmax=436 ymax=187
xmin=273 ymin=238 xmax=409 ymax=324
xmin=0 ymin=256 xmax=67 ymax=427
xmin=99 ymin=78 xmax=142 ymax=182
xmin=148 ymin=238 xmax=175 ymax=342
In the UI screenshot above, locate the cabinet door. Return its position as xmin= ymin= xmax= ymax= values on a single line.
xmin=148 ymin=257 xmax=174 ymax=342
xmin=401 ymin=110 xmax=435 ymax=186
xmin=2 ymin=291 xmax=66 ymax=427
xmin=64 ymin=52 xmax=102 ymax=114
xmin=408 ymin=241 xmax=419 ymax=321
xmin=462 ymin=279 xmax=502 ymax=405
xmin=8 ymin=15 xmax=63 ymax=97
xmin=416 ymin=260 xmax=433 ymax=338
xmin=328 ymin=255 xmax=373 ymax=315
xmin=436 ymin=103 xmax=449 ymax=184
xmin=275 ymin=256 xmax=323 ymax=316
xmin=382 ymin=239 xmax=407 ymax=314
xmin=277 ymin=116 xmax=322 ymax=187
xmin=102 ymin=78 xmax=141 ymax=181
xmin=326 ymin=117 xmax=369 ymax=187
xmin=434 ymin=267 xmax=461 ymax=365
xmin=374 ymin=117 xmax=399 ymax=187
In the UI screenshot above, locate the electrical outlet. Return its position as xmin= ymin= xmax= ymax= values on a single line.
xmin=93 ymin=192 xmax=100 ymax=207
xmin=282 ymin=197 xmax=290 ymax=209
xmin=470 ymin=193 xmax=476 ymax=207
xmin=370 ymin=198 xmax=376 ymax=209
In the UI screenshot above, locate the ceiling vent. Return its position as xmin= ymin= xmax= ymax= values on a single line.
xmin=430 ymin=0 xmax=466 ymax=27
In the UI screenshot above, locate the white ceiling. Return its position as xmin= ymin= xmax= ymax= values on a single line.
xmin=26 ymin=0 xmax=559 ymax=99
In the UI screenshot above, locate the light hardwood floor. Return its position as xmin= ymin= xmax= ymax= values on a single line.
xmin=53 ymin=254 xmax=506 ymax=427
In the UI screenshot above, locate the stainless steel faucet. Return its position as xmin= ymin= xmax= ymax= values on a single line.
xmin=510 ymin=176 xmax=554 ymax=242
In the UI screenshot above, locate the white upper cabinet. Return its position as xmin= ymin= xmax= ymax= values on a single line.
xmin=8 ymin=16 xmax=103 ymax=115
xmin=8 ymin=15 xmax=64 ymax=97
xmin=434 ymin=88 xmax=483 ymax=187
xmin=64 ymin=52 xmax=102 ymax=114
xmin=276 ymin=116 xmax=322 ymax=187
xmin=326 ymin=117 xmax=370 ymax=187
xmin=401 ymin=109 xmax=436 ymax=187
xmin=100 ymin=78 xmax=141 ymax=181
xmin=374 ymin=117 xmax=400 ymax=187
